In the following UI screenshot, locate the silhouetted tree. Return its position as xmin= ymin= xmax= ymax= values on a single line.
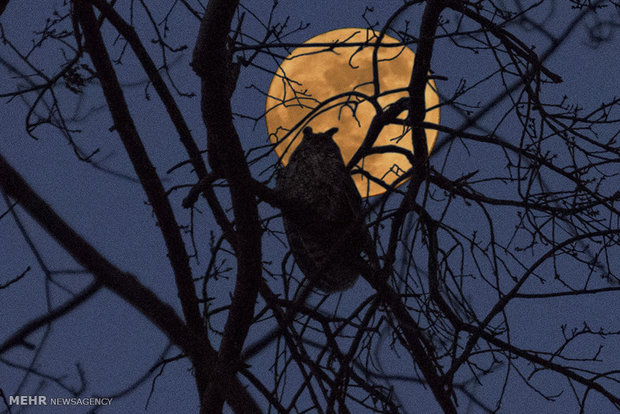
xmin=1 ymin=1 xmax=619 ymax=413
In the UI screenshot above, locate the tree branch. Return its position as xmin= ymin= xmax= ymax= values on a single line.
xmin=1 ymin=282 xmax=101 ymax=353
xmin=192 ymin=0 xmax=262 ymax=412
xmin=0 ymin=152 xmax=197 ymax=358
xmin=86 ymin=0 xmax=238 ymax=250
xmin=73 ymin=2 xmax=204 ymax=342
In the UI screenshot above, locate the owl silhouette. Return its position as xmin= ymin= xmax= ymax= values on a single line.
xmin=276 ymin=127 xmax=367 ymax=292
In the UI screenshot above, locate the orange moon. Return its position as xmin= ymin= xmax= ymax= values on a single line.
xmin=265 ymin=28 xmax=440 ymax=197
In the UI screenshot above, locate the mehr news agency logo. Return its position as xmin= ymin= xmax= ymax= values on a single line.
xmin=6 ymin=395 xmax=113 ymax=407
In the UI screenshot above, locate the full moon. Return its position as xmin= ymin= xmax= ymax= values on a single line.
xmin=265 ymin=28 xmax=440 ymax=197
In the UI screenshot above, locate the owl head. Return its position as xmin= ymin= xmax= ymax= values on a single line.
xmin=302 ymin=126 xmax=338 ymax=142
xmin=297 ymin=126 xmax=343 ymax=160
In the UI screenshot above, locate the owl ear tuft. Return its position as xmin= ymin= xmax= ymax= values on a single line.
xmin=303 ymin=127 xmax=314 ymax=136
xmin=326 ymin=127 xmax=339 ymax=136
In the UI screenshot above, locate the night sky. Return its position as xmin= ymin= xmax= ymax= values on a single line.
xmin=1 ymin=1 xmax=619 ymax=413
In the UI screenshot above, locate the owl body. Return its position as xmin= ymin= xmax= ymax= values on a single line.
xmin=276 ymin=127 xmax=366 ymax=292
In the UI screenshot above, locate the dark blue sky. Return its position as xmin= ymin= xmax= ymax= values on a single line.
xmin=1 ymin=1 xmax=619 ymax=413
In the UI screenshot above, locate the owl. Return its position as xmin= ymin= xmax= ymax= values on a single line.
xmin=276 ymin=127 xmax=367 ymax=292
